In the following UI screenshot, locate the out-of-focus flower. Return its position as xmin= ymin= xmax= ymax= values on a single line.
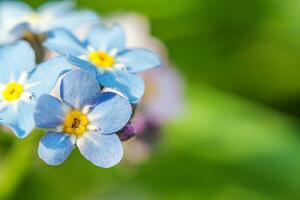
xmin=108 ymin=13 xmax=184 ymax=163
xmin=139 ymin=67 xmax=184 ymax=124
xmin=106 ymin=13 xmax=183 ymax=125
xmin=105 ymin=13 xmax=168 ymax=62
xmin=0 ymin=41 xmax=73 ymax=138
xmin=0 ymin=1 xmax=100 ymax=45
xmin=34 ymin=69 xmax=132 ymax=167
xmin=44 ymin=25 xmax=161 ymax=103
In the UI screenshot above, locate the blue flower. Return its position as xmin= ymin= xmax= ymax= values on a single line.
xmin=0 ymin=1 xmax=100 ymax=45
xmin=0 ymin=41 xmax=73 ymax=138
xmin=34 ymin=69 xmax=132 ymax=168
xmin=44 ymin=25 xmax=161 ymax=103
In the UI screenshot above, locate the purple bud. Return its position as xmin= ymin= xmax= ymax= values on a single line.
xmin=118 ymin=124 xmax=135 ymax=141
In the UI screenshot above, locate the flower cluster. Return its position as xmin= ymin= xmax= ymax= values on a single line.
xmin=0 ymin=1 xmax=161 ymax=168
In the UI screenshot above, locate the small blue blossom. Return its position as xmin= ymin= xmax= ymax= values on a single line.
xmin=34 ymin=69 xmax=132 ymax=168
xmin=0 ymin=41 xmax=73 ymax=138
xmin=44 ymin=25 xmax=161 ymax=103
xmin=0 ymin=1 xmax=100 ymax=45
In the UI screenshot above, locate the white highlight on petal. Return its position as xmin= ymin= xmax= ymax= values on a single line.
xmin=79 ymin=54 xmax=89 ymax=60
xmin=114 ymin=63 xmax=125 ymax=70
xmin=109 ymin=48 xmax=119 ymax=57
xmin=0 ymin=101 xmax=9 ymax=111
xmin=81 ymin=105 xmax=92 ymax=115
xmin=87 ymin=45 xmax=96 ymax=53
xmin=23 ymin=11 xmax=54 ymax=33
xmin=73 ymin=97 xmax=81 ymax=109
xmin=102 ymin=87 xmax=127 ymax=99
xmin=24 ymin=81 xmax=40 ymax=90
xmin=87 ymin=112 xmax=102 ymax=122
xmin=87 ymin=124 xmax=98 ymax=132
xmin=55 ymin=125 xmax=64 ymax=132
xmin=0 ymin=84 xmax=5 ymax=92
xmin=20 ymin=92 xmax=34 ymax=103
xmin=77 ymin=133 xmax=100 ymax=148
xmin=17 ymin=72 xmax=28 ymax=84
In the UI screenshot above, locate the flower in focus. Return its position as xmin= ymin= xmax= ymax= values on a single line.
xmin=34 ymin=69 xmax=132 ymax=167
xmin=44 ymin=25 xmax=161 ymax=103
xmin=0 ymin=41 xmax=73 ymax=138
xmin=0 ymin=1 xmax=100 ymax=45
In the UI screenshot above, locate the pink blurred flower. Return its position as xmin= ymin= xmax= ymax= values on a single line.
xmin=108 ymin=13 xmax=184 ymax=164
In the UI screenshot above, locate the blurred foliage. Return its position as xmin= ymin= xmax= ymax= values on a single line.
xmin=0 ymin=134 xmax=36 ymax=200
xmin=3 ymin=85 xmax=300 ymax=200
xmin=2 ymin=0 xmax=300 ymax=199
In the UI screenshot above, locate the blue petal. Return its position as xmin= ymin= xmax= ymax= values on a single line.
xmin=0 ymin=2 xmax=31 ymax=42
xmin=52 ymin=11 xmax=100 ymax=31
xmin=68 ymin=55 xmax=98 ymax=75
xmin=0 ymin=100 xmax=35 ymax=138
xmin=117 ymin=48 xmax=161 ymax=73
xmin=97 ymin=71 xmax=145 ymax=103
xmin=60 ymin=69 xmax=100 ymax=109
xmin=34 ymin=94 xmax=65 ymax=129
xmin=77 ymin=131 xmax=123 ymax=168
xmin=10 ymin=23 xmax=31 ymax=38
xmin=0 ymin=29 xmax=17 ymax=45
xmin=0 ymin=1 xmax=32 ymax=21
xmin=0 ymin=41 xmax=35 ymax=84
xmin=44 ymin=28 xmax=86 ymax=57
xmin=27 ymin=56 xmax=73 ymax=98
xmin=88 ymin=92 xmax=132 ymax=134
xmin=38 ymin=131 xmax=76 ymax=166
xmin=85 ymin=25 xmax=125 ymax=52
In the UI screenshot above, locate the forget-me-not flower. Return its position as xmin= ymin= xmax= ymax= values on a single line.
xmin=0 ymin=41 xmax=73 ymax=138
xmin=34 ymin=69 xmax=132 ymax=167
xmin=0 ymin=1 xmax=100 ymax=45
xmin=44 ymin=25 xmax=161 ymax=103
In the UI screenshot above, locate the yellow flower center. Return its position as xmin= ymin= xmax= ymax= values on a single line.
xmin=89 ymin=51 xmax=115 ymax=68
xmin=2 ymin=82 xmax=24 ymax=102
xmin=63 ymin=110 xmax=89 ymax=136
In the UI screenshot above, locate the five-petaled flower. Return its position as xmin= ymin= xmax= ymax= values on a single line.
xmin=0 ymin=1 xmax=100 ymax=45
xmin=44 ymin=25 xmax=161 ymax=103
xmin=0 ymin=41 xmax=73 ymax=138
xmin=34 ymin=69 xmax=132 ymax=167
xmin=0 ymin=2 xmax=165 ymax=169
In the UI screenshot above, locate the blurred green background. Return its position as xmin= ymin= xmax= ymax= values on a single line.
xmin=2 ymin=0 xmax=300 ymax=199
